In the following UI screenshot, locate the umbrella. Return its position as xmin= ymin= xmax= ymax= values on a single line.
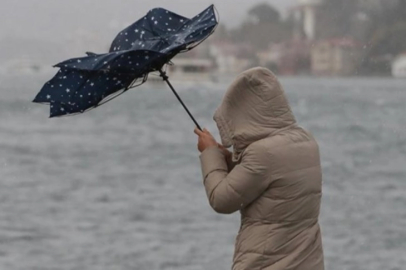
xmin=33 ymin=5 xmax=219 ymax=130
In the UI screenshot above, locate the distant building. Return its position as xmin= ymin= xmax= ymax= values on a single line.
xmin=257 ymin=40 xmax=311 ymax=75
xmin=167 ymin=58 xmax=216 ymax=82
xmin=299 ymin=0 xmax=323 ymax=40
xmin=311 ymin=38 xmax=362 ymax=76
xmin=209 ymin=42 xmax=254 ymax=75
xmin=289 ymin=0 xmax=323 ymax=40
xmin=392 ymin=54 xmax=406 ymax=78
xmin=257 ymin=44 xmax=283 ymax=70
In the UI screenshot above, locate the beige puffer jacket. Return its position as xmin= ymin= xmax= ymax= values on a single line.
xmin=199 ymin=67 xmax=324 ymax=270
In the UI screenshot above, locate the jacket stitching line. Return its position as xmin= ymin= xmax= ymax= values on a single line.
xmin=270 ymin=164 xmax=320 ymax=181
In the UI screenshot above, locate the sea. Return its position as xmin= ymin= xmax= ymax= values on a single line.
xmin=0 ymin=72 xmax=405 ymax=270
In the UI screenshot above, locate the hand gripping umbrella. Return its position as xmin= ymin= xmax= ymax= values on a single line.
xmin=33 ymin=5 xmax=219 ymax=130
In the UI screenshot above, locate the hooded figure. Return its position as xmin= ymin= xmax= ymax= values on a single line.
xmin=195 ymin=67 xmax=324 ymax=270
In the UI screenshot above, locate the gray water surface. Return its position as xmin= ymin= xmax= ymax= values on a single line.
xmin=0 ymin=74 xmax=405 ymax=270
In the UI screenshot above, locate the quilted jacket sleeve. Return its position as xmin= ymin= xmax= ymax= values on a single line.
xmin=199 ymin=144 xmax=272 ymax=214
xmin=225 ymin=152 xmax=237 ymax=172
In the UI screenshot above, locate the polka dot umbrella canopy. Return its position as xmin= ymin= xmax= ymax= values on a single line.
xmin=33 ymin=5 xmax=218 ymax=129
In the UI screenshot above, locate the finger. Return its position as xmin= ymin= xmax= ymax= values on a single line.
xmin=203 ymin=129 xmax=213 ymax=137
xmin=194 ymin=128 xmax=203 ymax=136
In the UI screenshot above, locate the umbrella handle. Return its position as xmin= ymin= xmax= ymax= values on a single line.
xmin=159 ymin=69 xmax=202 ymax=131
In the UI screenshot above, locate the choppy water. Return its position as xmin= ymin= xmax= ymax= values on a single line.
xmin=0 ymin=73 xmax=405 ymax=270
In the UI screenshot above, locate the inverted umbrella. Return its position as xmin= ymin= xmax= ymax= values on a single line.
xmin=33 ymin=5 xmax=219 ymax=130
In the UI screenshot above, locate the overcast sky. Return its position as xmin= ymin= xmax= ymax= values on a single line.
xmin=0 ymin=0 xmax=296 ymax=39
xmin=0 ymin=0 xmax=297 ymax=62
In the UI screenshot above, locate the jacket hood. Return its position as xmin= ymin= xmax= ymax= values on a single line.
xmin=214 ymin=67 xmax=296 ymax=160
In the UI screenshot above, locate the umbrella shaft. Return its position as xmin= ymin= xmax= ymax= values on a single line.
xmin=159 ymin=70 xmax=202 ymax=131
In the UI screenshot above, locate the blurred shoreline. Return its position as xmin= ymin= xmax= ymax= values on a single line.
xmin=2 ymin=0 xmax=406 ymax=79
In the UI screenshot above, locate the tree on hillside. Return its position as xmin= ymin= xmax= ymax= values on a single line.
xmin=361 ymin=0 xmax=406 ymax=74
xmin=317 ymin=0 xmax=360 ymax=39
xmin=228 ymin=3 xmax=292 ymax=50
xmin=248 ymin=2 xmax=281 ymax=24
xmin=366 ymin=0 xmax=406 ymax=56
xmin=210 ymin=24 xmax=230 ymax=41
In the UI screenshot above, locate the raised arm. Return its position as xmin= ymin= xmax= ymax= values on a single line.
xmin=199 ymin=144 xmax=272 ymax=214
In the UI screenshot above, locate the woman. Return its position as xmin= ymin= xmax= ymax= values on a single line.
xmin=194 ymin=67 xmax=324 ymax=270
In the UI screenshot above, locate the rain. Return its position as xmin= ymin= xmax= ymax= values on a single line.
xmin=0 ymin=0 xmax=405 ymax=269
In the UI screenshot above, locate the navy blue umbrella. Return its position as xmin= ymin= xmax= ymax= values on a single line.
xmin=33 ymin=5 xmax=219 ymax=130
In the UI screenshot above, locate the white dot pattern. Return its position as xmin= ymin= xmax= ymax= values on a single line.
xmin=33 ymin=5 xmax=218 ymax=117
